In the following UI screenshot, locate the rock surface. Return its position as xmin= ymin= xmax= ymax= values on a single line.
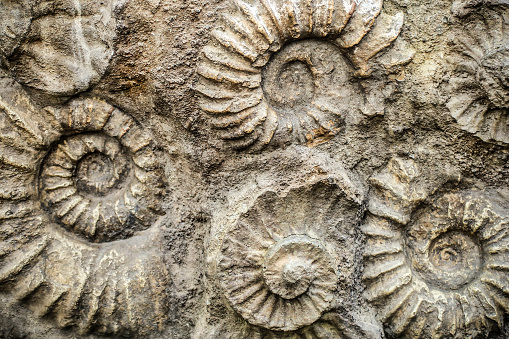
xmin=0 ymin=0 xmax=508 ymax=338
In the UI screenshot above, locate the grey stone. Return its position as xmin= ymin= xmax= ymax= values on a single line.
xmin=0 ymin=0 xmax=508 ymax=338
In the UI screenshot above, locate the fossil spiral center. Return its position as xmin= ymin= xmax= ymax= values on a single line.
xmin=264 ymin=59 xmax=315 ymax=111
xmin=282 ymin=259 xmax=313 ymax=285
xmin=76 ymin=152 xmax=117 ymax=194
xmin=262 ymin=41 xmax=320 ymax=115
xmin=436 ymin=248 xmax=460 ymax=268
xmin=262 ymin=235 xmax=332 ymax=300
xmin=413 ymin=230 xmax=482 ymax=290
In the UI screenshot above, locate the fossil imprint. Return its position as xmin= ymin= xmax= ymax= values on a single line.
xmin=446 ymin=9 xmax=509 ymax=144
xmin=363 ymin=158 xmax=509 ymax=338
xmin=215 ymin=179 xmax=363 ymax=333
xmin=40 ymin=98 xmax=164 ymax=242
xmin=0 ymin=91 xmax=168 ymax=335
xmin=197 ymin=0 xmax=407 ymax=150
xmin=1 ymin=0 xmax=118 ymax=96
xmin=219 ymin=232 xmax=338 ymax=331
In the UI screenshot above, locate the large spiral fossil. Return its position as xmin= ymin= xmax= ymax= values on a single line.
xmin=197 ymin=0 xmax=407 ymax=150
xmin=446 ymin=9 xmax=509 ymax=144
xmin=40 ymin=98 xmax=163 ymax=242
xmin=363 ymin=158 xmax=509 ymax=338
xmin=0 ymin=82 xmax=168 ymax=335
xmin=215 ymin=178 xmax=363 ymax=332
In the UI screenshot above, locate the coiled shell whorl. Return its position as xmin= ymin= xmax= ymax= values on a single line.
xmin=0 ymin=82 xmax=168 ymax=336
xmin=197 ymin=0 xmax=407 ymax=150
xmin=446 ymin=9 xmax=509 ymax=144
xmin=40 ymin=98 xmax=164 ymax=242
xmin=215 ymin=178 xmax=364 ymax=332
xmin=363 ymin=158 xmax=509 ymax=338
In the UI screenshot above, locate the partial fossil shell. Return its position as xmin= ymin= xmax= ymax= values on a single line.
xmin=0 ymin=80 xmax=168 ymax=335
xmin=363 ymin=158 xmax=509 ymax=337
xmin=197 ymin=0 xmax=408 ymax=150
xmin=216 ymin=179 xmax=363 ymax=332
xmin=446 ymin=9 xmax=509 ymax=143
xmin=2 ymin=0 xmax=117 ymax=96
xmin=40 ymin=98 xmax=164 ymax=242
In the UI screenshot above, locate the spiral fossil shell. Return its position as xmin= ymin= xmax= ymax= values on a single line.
xmin=446 ymin=9 xmax=509 ymax=144
xmin=40 ymin=98 xmax=163 ymax=242
xmin=363 ymin=158 xmax=509 ymax=337
xmin=197 ymin=0 xmax=406 ymax=150
xmin=216 ymin=178 xmax=363 ymax=332
xmin=0 ymin=80 xmax=168 ymax=335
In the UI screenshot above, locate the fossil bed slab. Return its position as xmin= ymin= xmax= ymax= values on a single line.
xmin=0 ymin=0 xmax=509 ymax=338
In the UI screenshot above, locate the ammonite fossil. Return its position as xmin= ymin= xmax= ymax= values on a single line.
xmin=197 ymin=0 xmax=408 ymax=150
xmin=446 ymin=9 xmax=509 ymax=144
xmin=215 ymin=178 xmax=363 ymax=333
xmin=0 ymin=81 xmax=168 ymax=335
xmin=1 ymin=0 xmax=117 ymax=96
xmin=40 ymin=98 xmax=163 ymax=242
xmin=363 ymin=158 xmax=509 ymax=337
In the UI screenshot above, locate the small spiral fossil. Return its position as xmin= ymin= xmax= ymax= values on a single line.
xmin=216 ymin=178 xmax=363 ymax=332
xmin=363 ymin=158 xmax=509 ymax=337
xmin=446 ymin=9 xmax=509 ymax=144
xmin=220 ymin=233 xmax=337 ymax=331
xmin=39 ymin=98 xmax=163 ymax=242
xmin=197 ymin=0 xmax=407 ymax=150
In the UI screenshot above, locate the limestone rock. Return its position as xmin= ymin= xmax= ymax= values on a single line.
xmin=0 ymin=0 xmax=509 ymax=337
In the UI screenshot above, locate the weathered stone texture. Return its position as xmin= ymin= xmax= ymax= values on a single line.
xmin=0 ymin=0 xmax=508 ymax=338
